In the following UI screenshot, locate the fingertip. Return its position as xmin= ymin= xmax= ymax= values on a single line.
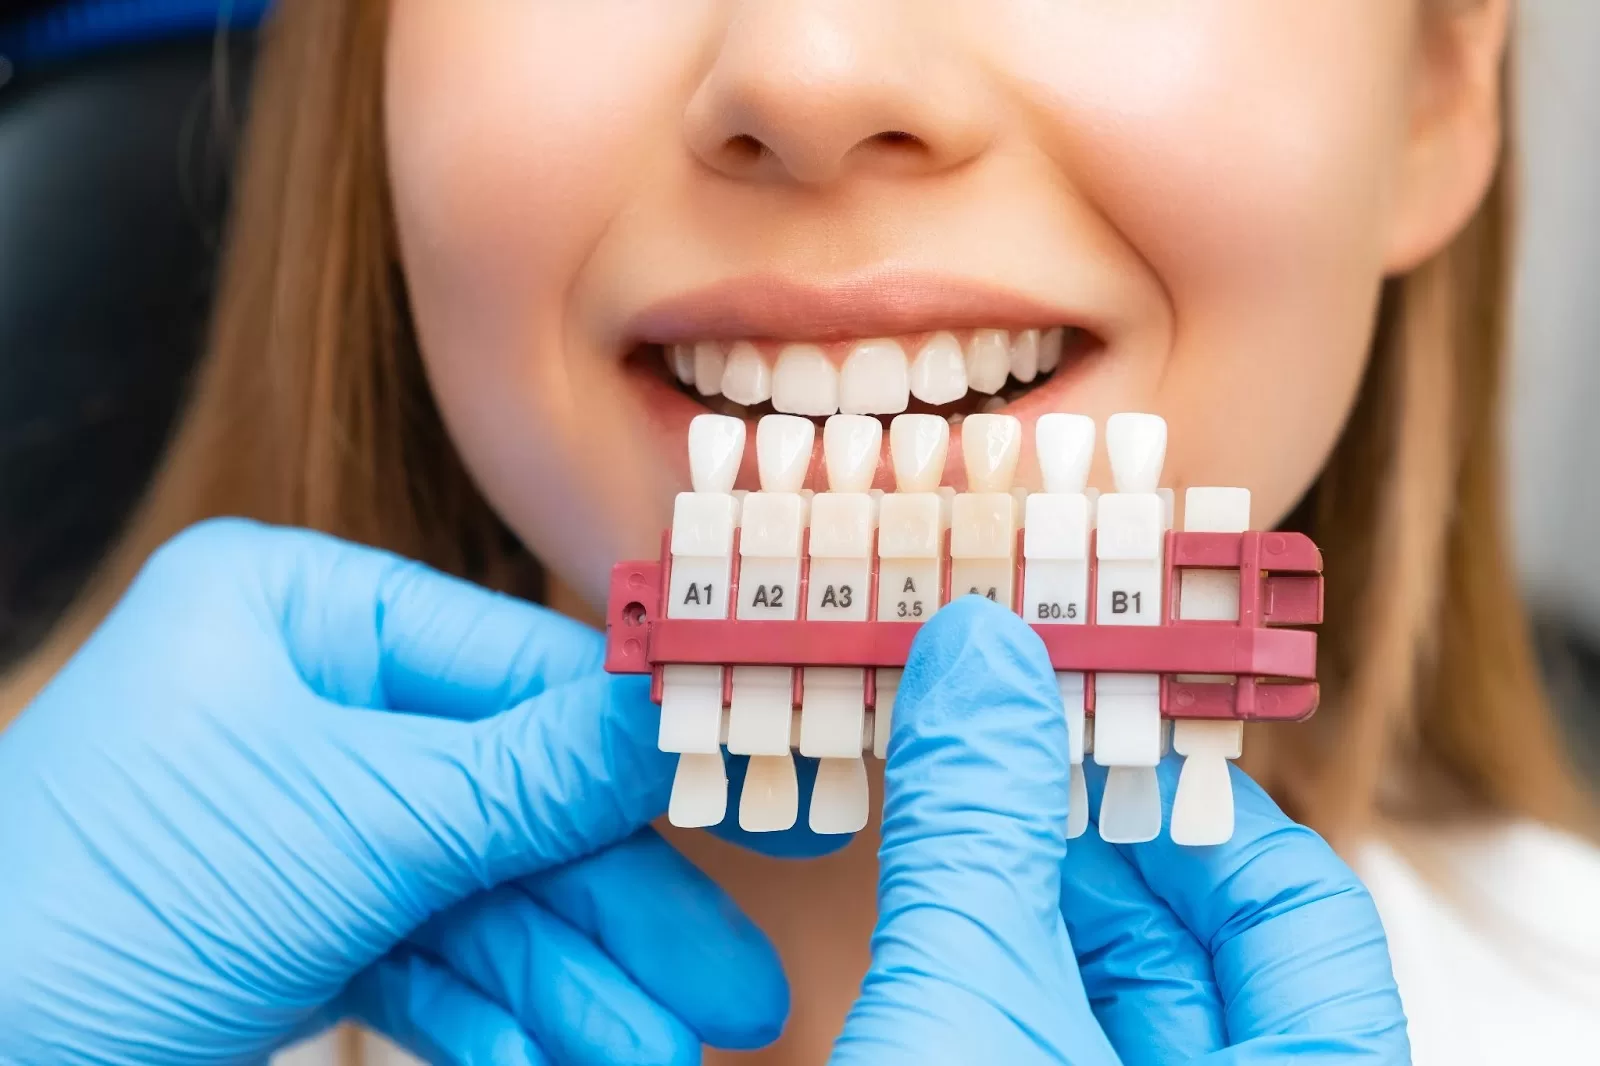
xmin=468 ymin=671 xmax=676 ymax=879
xmin=907 ymin=594 xmax=1051 ymax=673
xmin=887 ymin=592 xmax=1066 ymax=791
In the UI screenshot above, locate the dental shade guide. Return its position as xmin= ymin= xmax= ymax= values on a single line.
xmin=608 ymin=411 xmax=1326 ymax=844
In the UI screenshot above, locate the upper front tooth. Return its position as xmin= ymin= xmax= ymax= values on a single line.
xmin=772 ymin=344 xmax=840 ymax=416
xmin=839 ymin=339 xmax=910 ymax=415
xmin=966 ymin=329 xmax=1010 ymax=395
xmin=1009 ymin=329 xmax=1041 ymax=384
xmin=722 ymin=341 xmax=772 ymax=405
xmin=1038 ymin=327 xmax=1064 ymax=373
xmin=823 ymin=414 xmax=883 ymax=492
xmin=694 ymin=342 xmax=726 ymax=398
xmin=889 ymin=414 xmax=950 ymax=493
xmin=671 ymin=343 xmax=696 ymax=386
xmin=909 ymin=332 xmax=968 ymax=405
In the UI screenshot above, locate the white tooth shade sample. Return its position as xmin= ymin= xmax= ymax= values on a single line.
xmin=727 ymin=415 xmax=812 ymax=833
xmin=874 ymin=414 xmax=950 ymax=758
xmin=661 ymin=414 xmax=745 ymax=828
xmin=1106 ymin=413 xmax=1168 ymax=495
xmin=1094 ymin=413 xmax=1168 ymax=845
xmin=800 ymin=415 xmax=881 ymax=834
xmin=1023 ymin=414 xmax=1096 ymax=839
xmin=950 ymin=414 xmax=1022 ymax=608
xmin=773 ymin=343 xmax=840 ymax=416
xmin=1169 ymin=486 xmax=1251 ymax=846
xmin=839 ymin=339 xmax=911 ymax=415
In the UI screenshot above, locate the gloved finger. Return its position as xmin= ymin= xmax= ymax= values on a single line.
xmin=339 ymin=948 xmax=548 ymax=1066
xmin=523 ymin=829 xmax=788 ymax=1050
xmin=835 ymin=596 xmax=1115 ymax=1065
xmin=1061 ymin=828 xmax=1226 ymax=1065
xmin=177 ymin=518 xmax=604 ymax=716
xmin=408 ymin=886 xmax=697 ymax=1066
xmin=317 ymin=669 xmax=672 ymax=906
xmin=1083 ymin=759 xmax=1408 ymax=1060
xmin=406 ymin=829 xmax=786 ymax=1061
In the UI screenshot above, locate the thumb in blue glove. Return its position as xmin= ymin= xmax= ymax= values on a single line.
xmin=834 ymin=595 xmax=1410 ymax=1066
xmin=833 ymin=594 xmax=1120 ymax=1065
xmin=0 ymin=519 xmax=786 ymax=1065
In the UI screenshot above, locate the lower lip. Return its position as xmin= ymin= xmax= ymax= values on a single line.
xmin=627 ymin=342 xmax=1104 ymax=493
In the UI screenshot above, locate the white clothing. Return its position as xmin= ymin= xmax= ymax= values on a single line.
xmin=1357 ymin=821 xmax=1600 ymax=1065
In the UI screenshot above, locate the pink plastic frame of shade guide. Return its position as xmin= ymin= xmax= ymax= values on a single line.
xmin=604 ymin=529 xmax=1324 ymax=723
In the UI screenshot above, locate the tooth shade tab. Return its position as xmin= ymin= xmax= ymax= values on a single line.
xmin=889 ymin=414 xmax=949 ymax=493
xmin=1036 ymin=413 xmax=1096 ymax=495
xmin=1106 ymin=413 xmax=1168 ymax=494
xmin=722 ymin=341 xmax=772 ymax=405
xmin=822 ymin=415 xmax=884 ymax=492
xmin=755 ymin=414 xmax=815 ymax=493
xmin=961 ymin=413 xmax=1023 ymax=493
xmin=687 ymin=414 xmax=746 ymax=494
xmin=839 ymin=339 xmax=911 ymax=415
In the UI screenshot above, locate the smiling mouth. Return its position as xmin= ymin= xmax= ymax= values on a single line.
xmin=644 ymin=326 xmax=1099 ymax=425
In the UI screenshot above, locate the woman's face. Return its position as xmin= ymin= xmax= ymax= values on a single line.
xmin=386 ymin=1 xmax=1501 ymax=609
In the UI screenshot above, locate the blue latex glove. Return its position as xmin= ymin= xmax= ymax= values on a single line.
xmin=0 ymin=520 xmax=787 ymax=1066
xmin=834 ymin=596 xmax=1409 ymax=1065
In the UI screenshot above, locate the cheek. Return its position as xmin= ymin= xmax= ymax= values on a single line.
xmin=384 ymin=3 xmax=706 ymax=600
xmin=384 ymin=3 xmax=702 ymax=316
xmin=1005 ymin=1 xmax=1414 ymax=518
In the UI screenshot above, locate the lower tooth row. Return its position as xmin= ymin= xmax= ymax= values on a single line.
xmin=672 ymin=329 xmax=1069 ymax=417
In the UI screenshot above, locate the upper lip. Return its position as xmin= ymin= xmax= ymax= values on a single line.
xmin=625 ymin=268 xmax=1097 ymax=345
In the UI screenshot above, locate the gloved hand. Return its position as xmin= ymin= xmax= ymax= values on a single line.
xmin=0 ymin=519 xmax=787 ymax=1066
xmin=834 ymin=596 xmax=1409 ymax=1065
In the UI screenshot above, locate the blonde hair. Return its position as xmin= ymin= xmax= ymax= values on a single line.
xmin=4 ymin=0 xmax=1591 ymax=848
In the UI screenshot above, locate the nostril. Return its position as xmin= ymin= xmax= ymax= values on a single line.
xmin=725 ymin=134 xmax=767 ymax=163
xmin=873 ymin=131 xmax=922 ymax=148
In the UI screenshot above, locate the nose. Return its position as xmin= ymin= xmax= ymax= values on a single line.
xmin=685 ymin=1 xmax=994 ymax=186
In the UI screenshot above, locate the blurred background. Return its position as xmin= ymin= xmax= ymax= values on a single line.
xmin=1 ymin=0 xmax=1598 ymax=779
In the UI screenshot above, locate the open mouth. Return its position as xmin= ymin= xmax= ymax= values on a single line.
xmin=643 ymin=327 xmax=1100 ymax=426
